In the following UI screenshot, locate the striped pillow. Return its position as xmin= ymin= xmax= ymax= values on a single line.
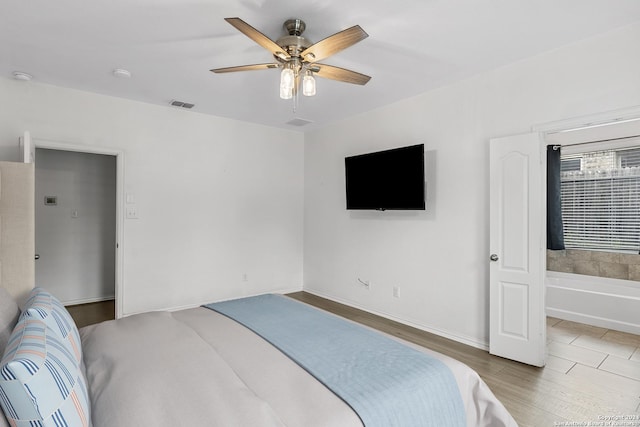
xmin=20 ymin=288 xmax=82 ymax=364
xmin=0 ymin=318 xmax=90 ymax=427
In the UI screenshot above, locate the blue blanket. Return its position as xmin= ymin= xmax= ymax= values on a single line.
xmin=204 ymin=294 xmax=465 ymax=427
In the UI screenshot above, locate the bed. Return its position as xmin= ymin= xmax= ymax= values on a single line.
xmin=0 ymin=287 xmax=518 ymax=427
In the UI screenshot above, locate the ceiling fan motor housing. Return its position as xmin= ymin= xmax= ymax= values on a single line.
xmin=276 ymin=19 xmax=313 ymax=59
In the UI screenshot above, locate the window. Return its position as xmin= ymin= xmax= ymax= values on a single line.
xmin=560 ymin=144 xmax=640 ymax=252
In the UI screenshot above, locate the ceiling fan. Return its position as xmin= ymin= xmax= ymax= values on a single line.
xmin=210 ymin=17 xmax=371 ymax=99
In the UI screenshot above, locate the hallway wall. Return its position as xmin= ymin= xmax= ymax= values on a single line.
xmin=35 ymin=148 xmax=116 ymax=304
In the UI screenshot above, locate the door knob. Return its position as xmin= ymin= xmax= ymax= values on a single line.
xmin=490 ymin=254 xmax=499 ymax=262
xmin=35 ymin=254 xmax=40 ymax=260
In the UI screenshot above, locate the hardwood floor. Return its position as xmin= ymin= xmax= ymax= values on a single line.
xmin=287 ymin=292 xmax=640 ymax=427
xmin=66 ymin=300 xmax=115 ymax=328
xmin=66 ymin=293 xmax=639 ymax=425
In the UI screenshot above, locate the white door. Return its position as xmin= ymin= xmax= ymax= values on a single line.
xmin=0 ymin=161 xmax=35 ymax=305
xmin=489 ymin=133 xmax=546 ymax=367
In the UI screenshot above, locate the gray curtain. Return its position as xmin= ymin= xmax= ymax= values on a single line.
xmin=547 ymin=145 xmax=565 ymax=250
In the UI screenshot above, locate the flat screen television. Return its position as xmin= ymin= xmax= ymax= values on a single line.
xmin=345 ymin=144 xmax=425 ymax=211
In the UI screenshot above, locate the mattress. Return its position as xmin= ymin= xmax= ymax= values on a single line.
xmin=80 ymin=300 xmax=517 ymax=427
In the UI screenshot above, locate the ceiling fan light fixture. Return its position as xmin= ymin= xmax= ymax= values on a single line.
xmin=280 ymin=84 xmax=293 ymax=100
xmin=280 ymin=67 xmax=294 ymax=88
xmin=302 ymin=71 xmax=316 ymax=97
xmin=280 ymin=67 xmax=295 ymax=99
xmin=212 ymin=17 xmax=371 ymax=102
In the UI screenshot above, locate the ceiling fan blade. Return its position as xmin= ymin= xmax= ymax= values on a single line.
xmin=301 ymin=25 xmax=368 ymax=63
xmin=224 ymin=17 xmax=290 ymax=60
xmin=311 ymin=64 xmax=371 ymax=85
xmin=210 ymin=63 xmax=279 ymax=73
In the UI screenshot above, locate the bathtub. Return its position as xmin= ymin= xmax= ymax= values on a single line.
xmin=546 ymin=271 xmax=640 ymax=335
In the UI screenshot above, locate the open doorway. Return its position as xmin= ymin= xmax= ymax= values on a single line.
xmin=35 ymin=148 xmax=116 ymax=305
xmin=537 ymin=110 xmax=640 ymax=381
xmin=540 ymin=113 xmax=640 ymax=335
xmin=488 ymin=108 xmax=640 ymax=366
xmin=33 ymin=139 xmax=124 ymax=320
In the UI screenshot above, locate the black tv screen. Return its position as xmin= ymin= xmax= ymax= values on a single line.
xmin=345 ymin=144 xmax=425 ymax=210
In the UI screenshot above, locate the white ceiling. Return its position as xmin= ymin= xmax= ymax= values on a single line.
xmin=3 ymin=0 xmax=640 ymax=131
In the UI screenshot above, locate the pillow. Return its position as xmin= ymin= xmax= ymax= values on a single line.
xmin=0 ymin=287 xmax=20 ymax=357
xmin=20 ymin=288 xmax=82 ymax=364
xmin=0 ymin=317 xmax=91 ymax=426
xmin=0 ymin=408 xmax=8 ymax=427
xmin=0 ymin=287 xmax=19 ymax=427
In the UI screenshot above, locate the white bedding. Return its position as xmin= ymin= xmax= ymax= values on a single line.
xmin=80 ymin=303 xmax=517 ymax=427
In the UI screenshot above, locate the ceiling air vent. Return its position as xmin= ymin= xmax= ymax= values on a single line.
xmin=286 ymin=118 xmax=313 ymax=127
xmin=170 ymin=100 xmax=195 ymax=109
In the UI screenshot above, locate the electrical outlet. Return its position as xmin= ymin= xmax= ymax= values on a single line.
xmin=242 ymin=273 xmax=248 ymax=282
xmin=393 ymin=286 xmax=400 ymax=298
xmin=126 ymin=206 xmax=138 ymax=219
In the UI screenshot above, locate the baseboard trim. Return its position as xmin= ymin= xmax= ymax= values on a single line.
xmin=121 ymin=286 xmax=304 ymax=318
xmin=303 ymin=289 xmax=489 ymax=351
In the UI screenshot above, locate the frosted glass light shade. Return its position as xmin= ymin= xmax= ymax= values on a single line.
xmin=280 ymin=68 xmax=295 ymax=99
xmin=280 ymin=84 xmax=293 ymax=99
xmin=302 ymin=73 xmax=316 ymax=96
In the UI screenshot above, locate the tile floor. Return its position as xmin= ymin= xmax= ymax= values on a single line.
xmin=547 ymin=317 xmax=640 ymax=400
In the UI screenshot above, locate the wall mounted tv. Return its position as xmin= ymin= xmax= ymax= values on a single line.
xmin=345 ymin=144 xmax=425 ymax=211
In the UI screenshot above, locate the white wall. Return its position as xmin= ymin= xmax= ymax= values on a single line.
xmin=0 ymin=78 xmax=304 ymax=315
xmin=35 ymin=149 xmax=116 ymax=304
xmin=304 ymin=22 xmax=640 ymax=348
xmin=3 ymin=21 xmax=640 ymax=344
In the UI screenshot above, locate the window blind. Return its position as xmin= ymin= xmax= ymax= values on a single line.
xmin=560 ymin=146 xmax=640 ymax=252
